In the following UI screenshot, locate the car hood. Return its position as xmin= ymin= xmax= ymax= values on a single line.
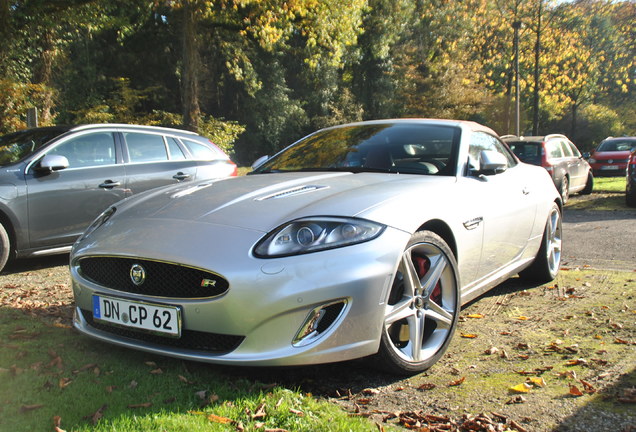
xmin=113 ymin=171 xmax=455 ymax=233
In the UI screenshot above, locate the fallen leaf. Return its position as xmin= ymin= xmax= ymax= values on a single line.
xmin=417 ymin=383 xmax=436 ymax=390
xmin=128 ymin=402 xmax=152 ymax=408
xmin=448 ymin=377 xmax=465 ymax=386
xmin=53 ymin=415 xmax=66 ymax=432
xmin=58 ymin=378 xmax=72 ymax=389
xmin=207 ymin=413 xmax=233 ymax=424
xmin=129 ymin=380 xmax=138 ymax=389
xmin=150 ymin=368 xmax=163 ymax=374
xmin=289 ymin=408 xmax=304 ymax=416
xmin=144 ymin=361 xmax=157 ymax=367
xmin=565 ymin=358 xmax=588 ymax=366
xmin=509 ymin=383 xmax=532 ymax=393
xmin=195 ymin=390 xmax=207 ymax=400
xmin=20 ymin=404 xmax=44 ymax=412
xmin=362 ymin=388 xmax=380 ymax=395
xmin=580 ymin=379 xmax=596 ymax=394
xmin=528 ymin=377 xmax=546 ymax=388
xmin=569 ymin=385 xmax=584 ymax=397
xmin=516 ymin=316 xmax=529 ymax=320
xmin=252 ymin=402 xmax=267 ymax=419
xmin=484 ymin=347 xmax=499 ymax=355
xmin=505 ymin=395 xmax=526 ymax=404
xmin=83 ymin=404 xmax=107 ymax=425
xmin=460 ymin=333 xmax=477 ymax=338
xmin=466 ymin=313 xmax=485 ymax=319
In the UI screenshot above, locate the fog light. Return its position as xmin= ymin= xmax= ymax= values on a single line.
xmin=292 ymin=300 xmax=347 ymax=347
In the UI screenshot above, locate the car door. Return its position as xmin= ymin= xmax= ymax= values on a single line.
xmin=121 ymin=131 xmax=197 ymax=194
xmin=467 ymin=133 xmax=537 ymax=280
xmin=564 ymin=140 xmax=586 ymax=189
xmin=24 ymin=131 xmax=127 ymax=249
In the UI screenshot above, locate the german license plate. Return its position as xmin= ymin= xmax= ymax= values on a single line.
xmin=601 ymin=165 xmax=618 ymax=170
xmin=92 ymin=295 xmax=181 ymax=337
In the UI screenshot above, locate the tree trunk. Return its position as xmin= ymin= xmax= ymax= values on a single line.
xmin=532 ymin=0 xmax=542 ymax=135
xmin=34 ymin=29 xmax=56 ymax=125
xmin=182 ymin=0 xmax=200 ymax=132
xmin=0 ymin=0 xmax=10 ymax=75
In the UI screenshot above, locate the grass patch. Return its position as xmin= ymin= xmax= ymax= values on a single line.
xmin=0 ymin=308 xmax=382 ymax=432
xmin=593 ymin=176 xmax=626 ymax=193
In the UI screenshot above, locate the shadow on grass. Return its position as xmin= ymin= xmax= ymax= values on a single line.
xmin=554 ymin=368 xmax=636 ymax=432
xmin=1 ymin=253 xmax=70 ymax=275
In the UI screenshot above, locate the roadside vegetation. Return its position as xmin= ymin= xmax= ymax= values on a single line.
xmin=566 ymin=177 xmax=628 ymax=211
xmin=2 ymin=1 xmax=634 ymax=164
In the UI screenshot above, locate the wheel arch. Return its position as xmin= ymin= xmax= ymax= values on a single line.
xmin=416 ymin=219 xmax=458 ymax=262
xmin=0 ymin=209 xmax=16 ymax=258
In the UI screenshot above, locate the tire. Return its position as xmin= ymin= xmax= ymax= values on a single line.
xmin=373 ymin=231 xmax=460 ymax=375
xmin=627 ymin=190 xmax=636 ymax=207
xmin=0 ymin=223 xmax=10 ymax=273
xmin=519 ymin=203 xmax=562 ymax=283
xmin=559 ymin=176 xmax=569 ymax=204
xmin=580 ymin=171 xmax=593 ymax=195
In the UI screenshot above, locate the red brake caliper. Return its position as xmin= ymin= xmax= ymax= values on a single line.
xmin=414 ymin=255 xmax=442 ymax=304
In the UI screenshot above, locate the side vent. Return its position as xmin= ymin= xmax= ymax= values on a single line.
xmin=292 ymin=300 xmax=347 ymax=347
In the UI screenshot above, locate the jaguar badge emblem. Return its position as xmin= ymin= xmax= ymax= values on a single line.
xmin=130 ymin=263 xmax=146 ymax=286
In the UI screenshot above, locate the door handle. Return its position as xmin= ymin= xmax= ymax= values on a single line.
xmin=99 ymin=180 xmax=121 ymax=189
xmin=173 ymin=172 xmax=191 ymax=181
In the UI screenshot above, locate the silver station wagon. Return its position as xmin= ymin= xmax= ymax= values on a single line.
xmin=0 ymin=124 xmax=237 ymax=272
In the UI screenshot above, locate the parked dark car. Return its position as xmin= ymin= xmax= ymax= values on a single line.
xmin=627 ymin=148 xmax=636 ymax=207
xmin=588 ymin=137 xmax=636 ymax=177
xmin=0 ymin=124 xmax=237 ymax=272
xmin=502 ymin=134 xmax=593 ymax=203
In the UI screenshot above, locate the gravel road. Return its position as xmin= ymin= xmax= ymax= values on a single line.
xmin=562 ymin=209 xmax=636 ymax=271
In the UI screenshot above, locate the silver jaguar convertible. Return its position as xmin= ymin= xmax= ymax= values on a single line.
xmin=70 ymin=119 xmax=562 ymax=374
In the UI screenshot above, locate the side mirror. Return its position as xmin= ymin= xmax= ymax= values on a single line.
xmin=35 ymin=154 xmax=70 ymax=173
xmin=251 ymin=155 xmax=269 ymax=169
xmin=476 ymin=150 xmax=507 ymax=175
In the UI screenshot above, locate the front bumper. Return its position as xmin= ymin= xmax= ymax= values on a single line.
xmin=71 ymin=221 xmax=410 ymax=366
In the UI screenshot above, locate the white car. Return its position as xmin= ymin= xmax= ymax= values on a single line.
xmin=70 ymin=119 xmax=562 ymax=375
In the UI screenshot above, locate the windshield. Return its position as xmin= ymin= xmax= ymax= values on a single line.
xmin=597 ymin=139 xmax=636 ymax=152
xmin=253 ymin=123 xmax=460 ymax=176
xmin=0 ymin=127 xmax=70 ymax=166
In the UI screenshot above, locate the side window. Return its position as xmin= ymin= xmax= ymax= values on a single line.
xmin=167 ymin=137 xmax=187 ymax=161
xmin=47 ymin=132 xmax=116 ymax=168
xmin=546 ymin=141 xmax=563 ymax=159
xmin=124 ymin=132 xmax=168 ymax=163
xmin=181 ymin=139 xmax=220 ymax=160
xmin=567 ymin=141 xmax=581 ymax=157
xmin=560 ymin=140 xmax=574 ymax=157
xmin=469 ymin=132 xmax=516 ymax=169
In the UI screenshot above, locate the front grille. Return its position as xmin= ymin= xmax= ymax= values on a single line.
xmin=81 ymin=309 xmax=244 ymax=354
xmin=79 ymin=257 xmax=229 ymax=298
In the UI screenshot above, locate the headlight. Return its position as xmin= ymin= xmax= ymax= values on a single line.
xmin=79 ymin=206 xmax=116 ymax=241
xmin=254 ymin=217 xmax=385 ymax=258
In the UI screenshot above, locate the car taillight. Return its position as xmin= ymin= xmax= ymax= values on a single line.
xmin=540 ymin=145 xmax=553 ymax=172
xmin=229 ymin=161 xmax=238 ymax=177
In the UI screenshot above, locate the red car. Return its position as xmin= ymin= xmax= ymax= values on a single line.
xmin=627 ymin=148 xmax=636 ymax=207
xmin=588 ymin=137 xmax=636 ymax=176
